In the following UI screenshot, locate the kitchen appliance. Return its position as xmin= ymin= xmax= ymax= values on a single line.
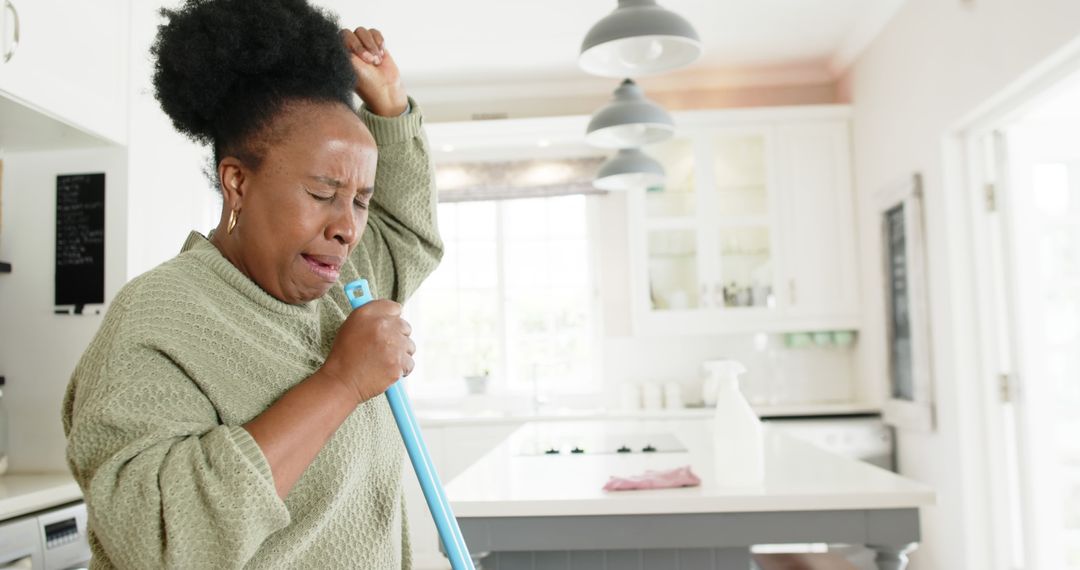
xmin=756 ymin=415 xmax=894 ymax=570
xmin=0 ymin=501 xmax=90 ymax=569
xmin=763 ymin=415 xmax=895 ymax=471
xmin=517 ymin=432 xmax=686 ymax=456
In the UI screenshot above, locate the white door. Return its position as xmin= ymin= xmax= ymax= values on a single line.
xmin=986 ymin=110 xmax=1080 ymax=570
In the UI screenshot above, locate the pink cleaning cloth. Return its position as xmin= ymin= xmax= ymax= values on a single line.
xmin=602 ymin=465 xmax=701 ymax=492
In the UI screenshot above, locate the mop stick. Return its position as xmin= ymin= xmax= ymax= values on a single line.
xmin=345 ymin=279 xmax=476 ymax=570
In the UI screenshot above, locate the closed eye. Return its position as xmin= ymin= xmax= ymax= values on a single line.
xmin=354 ymin=187 xmax=374 ymax=210
xmin=305 ymin=188 xmax=334 ymax=202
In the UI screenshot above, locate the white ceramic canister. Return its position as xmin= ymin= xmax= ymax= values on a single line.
xmin=640 ymin=382 xmax=663 ymax=411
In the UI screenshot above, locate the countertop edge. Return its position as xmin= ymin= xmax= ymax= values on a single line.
xmin=0 ymin=475 xmax=83 ymax=521
xmin=450 ymin=491 xmax=937 ymax=518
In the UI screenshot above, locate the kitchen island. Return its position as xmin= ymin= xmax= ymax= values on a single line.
xmin=444 ymin=419 xmax=934 ymax=570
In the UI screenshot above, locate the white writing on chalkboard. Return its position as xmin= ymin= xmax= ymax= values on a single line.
xmin=55 ymin=173 xmax=106 ymax=308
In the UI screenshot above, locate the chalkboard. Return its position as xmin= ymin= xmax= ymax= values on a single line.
xmin=885 ymin=203 xmax=914 ymax=401
xmin=55 ymin=173 xmax=105 ymax=312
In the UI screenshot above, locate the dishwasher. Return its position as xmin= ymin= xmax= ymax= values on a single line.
xmin=757 ymin=414 xmax=895 ymax=570
xmin=0 ymin=501 xmax=90 ymax=569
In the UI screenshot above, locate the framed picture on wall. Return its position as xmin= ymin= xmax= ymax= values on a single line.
xmin=877 ymin=173 xmax=935 ymax=432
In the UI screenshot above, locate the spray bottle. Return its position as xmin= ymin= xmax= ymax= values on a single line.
xmin=702 ymin=360 xmax=764 ymax=487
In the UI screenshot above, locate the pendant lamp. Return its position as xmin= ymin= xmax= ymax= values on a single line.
xmin=586 ymin=79 xmax=674 ymax=148
xmin=593 ymin=148 xmax=666 ymax=191
xmin=579 ymin=0 xmax=703 ymax=78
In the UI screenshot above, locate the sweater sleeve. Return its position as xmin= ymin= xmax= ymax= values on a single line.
xmin=63 ymin=308 xmax=290 ymax=569
xmin=352 ymin=97 xmax=444 ymax=303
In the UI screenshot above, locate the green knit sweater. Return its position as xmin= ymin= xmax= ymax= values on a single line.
xmin=62 ymin=101 xmax=442 ymax=569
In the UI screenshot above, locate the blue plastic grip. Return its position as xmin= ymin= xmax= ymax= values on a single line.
xmin=344 ymin=279 xmax=475 ymax=570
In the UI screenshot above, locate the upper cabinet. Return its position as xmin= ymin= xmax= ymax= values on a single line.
xmin=0 ymin=0 xmax=129 ymax=145
xmin=628 ymin=107 xmax=859 ymax=335
xmin=774 ymin=121 xmax=859 ymax=325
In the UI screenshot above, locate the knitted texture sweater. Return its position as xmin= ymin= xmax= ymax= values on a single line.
xmin=62 ymin=101 xmax=441 ymax=569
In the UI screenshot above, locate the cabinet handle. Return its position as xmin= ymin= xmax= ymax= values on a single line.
xmin=2 ymin=0 xmax=18 ymax=64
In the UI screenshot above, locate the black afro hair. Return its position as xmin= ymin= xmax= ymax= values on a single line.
xmin=152 ymin=0 xmax=357 ymax=167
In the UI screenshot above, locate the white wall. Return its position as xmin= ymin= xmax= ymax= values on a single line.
xmin=0 ymin=0 xmax=212 ymax=473
xmin=126 ymin=0 xmax=219 ymax=280
xmin=840 ymin=0 xmax=1080 ymax=568
xmin=0 ymin=147 xmax=127 ymax=472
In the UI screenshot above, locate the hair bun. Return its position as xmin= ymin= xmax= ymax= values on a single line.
xmin=152 ymin=0 xmax=356 ymax=147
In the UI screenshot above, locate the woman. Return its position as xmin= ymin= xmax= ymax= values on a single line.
xmin=61 ymin=0 xmax=441 ymax=567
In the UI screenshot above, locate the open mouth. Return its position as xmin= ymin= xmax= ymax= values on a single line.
xmin=301 ymin=254 xmax=342 ymax=283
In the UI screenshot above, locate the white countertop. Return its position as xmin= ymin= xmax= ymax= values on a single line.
xmin=0 ymin=473 xmax=82 ymax=520
xmin=444 ymin=419 xmax=934 ymax=518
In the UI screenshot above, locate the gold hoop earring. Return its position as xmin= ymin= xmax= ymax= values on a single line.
xmin=227 ymin=209 xmax=238 ymax=234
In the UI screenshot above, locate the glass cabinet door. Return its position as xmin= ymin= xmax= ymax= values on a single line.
xmin=712 ymin=226 xmax=774 ymax=308
xmin=703 ymin=132 xmax=776 ymax=309
xmin=647 ymin=229 xmax=700 ymax=310
xmin=711 ymin=134 xmax=769 ymax=215
xmin=641 ymin=136 xmax=704 ymax=312
xmin=644 ymin=137 xmax=697 ymax=220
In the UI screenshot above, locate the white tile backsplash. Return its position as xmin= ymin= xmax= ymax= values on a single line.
xmin=602 ymin=333 xmax=855 ymax=410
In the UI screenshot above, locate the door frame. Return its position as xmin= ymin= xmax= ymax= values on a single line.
xmin=948 ymin=35 xmax=1080 ymax=570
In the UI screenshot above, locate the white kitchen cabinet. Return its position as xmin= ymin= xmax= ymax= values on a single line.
xmin=774 ymin=121 xmax=860 ymax=326
xmin=0 ymin=0 xmax=129 ymax=145
xmin=628 ymin=107 xmax=859 ymax=335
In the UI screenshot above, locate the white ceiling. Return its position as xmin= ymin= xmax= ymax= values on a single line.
xmin=317 ymin=0 xmax=906 ymax=99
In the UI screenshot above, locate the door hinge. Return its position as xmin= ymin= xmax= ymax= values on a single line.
xmin=984 ymin=183 xmax=998 ymax=212
xmin=998 ymin=373 xmax=1014 ymax=403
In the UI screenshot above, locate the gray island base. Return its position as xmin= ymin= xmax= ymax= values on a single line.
xmin=453 ymin=508 xmax=918 ymax=569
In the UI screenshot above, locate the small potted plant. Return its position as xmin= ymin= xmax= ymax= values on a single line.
xmin=464 ymin=368 xmax=490 ymax=395
xmin=463 ymin=344 xmax=494 ymax=395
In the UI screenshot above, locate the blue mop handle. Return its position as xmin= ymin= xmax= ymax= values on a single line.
xmin=344 ymin=279 xmax=475 ymax=570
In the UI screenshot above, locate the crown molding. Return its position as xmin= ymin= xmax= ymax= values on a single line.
xmin=409 ymin=63 xmax=837 ymax=106
xmin=829 ymin=0 xmax=908 ymax=76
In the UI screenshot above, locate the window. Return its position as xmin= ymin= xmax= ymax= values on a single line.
xmin=406 ymin=194 xmax=599 ymax=403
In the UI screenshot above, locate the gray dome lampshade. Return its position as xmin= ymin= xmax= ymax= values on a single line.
xmin=593 ymin=148 xmax=666 ymax=191
xmin=579 ymin=0 xmax=703 ymax=78
xmin=586 ymin=79 xmax=675 ymax=149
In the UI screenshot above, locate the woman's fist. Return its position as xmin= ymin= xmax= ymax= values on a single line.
xmin=322 ymin=299 xmax=415 ymax=404
xmin=340 ymin=26 xmax=408 ymax=117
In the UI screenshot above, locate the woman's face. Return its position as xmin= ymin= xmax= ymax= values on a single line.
xmin=219 ymin=101 xmax=378 ymax=304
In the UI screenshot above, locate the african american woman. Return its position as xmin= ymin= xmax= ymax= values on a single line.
xmin=61 ymin=0 xmax=442 ymax=567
